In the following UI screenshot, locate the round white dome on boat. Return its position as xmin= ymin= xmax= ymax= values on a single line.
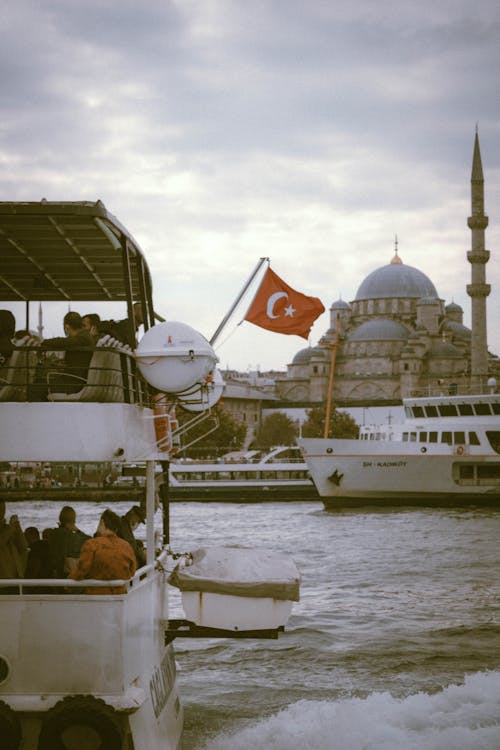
xmin=177 ymin=368 xmax=224 ymax=412
xmin=135 ymin=321 xmax=218 ymax=393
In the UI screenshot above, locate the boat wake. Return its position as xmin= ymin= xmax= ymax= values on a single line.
xmin=198 ymin=670 xmax=500 ymax=750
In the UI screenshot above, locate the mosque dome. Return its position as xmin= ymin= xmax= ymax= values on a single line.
xmin=443 ymin=320 xmax=471 ymax=340
xmin=355 ymin=256 xmax=438 ymax=301
xmin=446 ymin=301 xmax=463 ymax=313
xmin=292 ymin=348 xmax=313 ymax=365
xmin=417 ymin=295 xmax=439 ymax=305
xmin=330 ymin=299 xmax=351 ymax=310
xmin=348 ymin=319 xmax=411 ymax=342
xmin=426 ymin=341 xmax=463 ymax=359
xmin=309 ymin=346 xmax=328 ymax=359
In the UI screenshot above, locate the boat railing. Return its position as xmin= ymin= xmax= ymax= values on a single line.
xmin=408 ymin=381 xmax=498 ymax=398
xmin=0 ymin=335 xmax=151 ymax=406
xmin=0 ymin=549 xmax=168 ymax=594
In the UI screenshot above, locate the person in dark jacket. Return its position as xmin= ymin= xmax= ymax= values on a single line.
xmin=118 ymin=505 xmax=147 ymax=568
xmin=47 ymin=506 xmax=90 ymax=577
xmin=0 ymin=309 xmax=16 ymax=370
xmin=40 ymin=311 xmax=95 ymax=394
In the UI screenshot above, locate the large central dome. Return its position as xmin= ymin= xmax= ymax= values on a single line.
xmin=355 ymin=256 xmax=438 ymax=301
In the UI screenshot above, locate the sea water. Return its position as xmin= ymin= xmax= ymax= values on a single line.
xmin=9 ymin=500 xmax=500 ymax=749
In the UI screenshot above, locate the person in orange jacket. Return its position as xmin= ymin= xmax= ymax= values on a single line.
xmin=69 ymin=508 xmax=136 ymax=594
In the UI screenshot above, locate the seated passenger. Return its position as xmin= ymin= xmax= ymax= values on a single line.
xmin=69 ymin=509 xmax=136 ymax=594
xmin=0 ymin=500 xmax=27 ymax=582
xmin=40 ymin=311 xmax=95 ymax=394
xmin=25 ymin=527 xmax=52 ymax=579
xmin=82 ymin=313 xmax=101 ymax=344
xmin=100 ymin=302 xmax=144 ymax=347
xmin=47 ymin=506 xmax=90 ymax=577
xmin=118 ymin=505 xmax=147 ymax=568
xmin=0 ymin=309 xmax=16 ymax=374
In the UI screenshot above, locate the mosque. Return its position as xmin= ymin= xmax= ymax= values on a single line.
xmin=276 ymin=133 xmax=498 ymax=406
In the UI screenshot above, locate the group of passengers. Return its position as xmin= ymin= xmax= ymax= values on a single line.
xmin=0 ymin=304 xmax=144 ymax=398
xmin=0 ymin=500 xmax=146 ymax=594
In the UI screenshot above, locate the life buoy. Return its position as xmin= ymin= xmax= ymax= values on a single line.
xmin=0 ymin=700 xmax=21 ymax=750
xmin=37 ymin=695 xmax=122 ymax=750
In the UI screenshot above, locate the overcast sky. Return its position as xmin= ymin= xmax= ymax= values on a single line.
xmin=1 ymin=0 xmax=500 ymax=370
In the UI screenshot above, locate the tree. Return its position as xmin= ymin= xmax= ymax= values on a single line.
xmin=301 ymin=405 xmax=359 ymax=439
xmin=250 ymin=412 xmax=298 ymax=450
xmin=175 ymin=404 xmax=247 ymax=458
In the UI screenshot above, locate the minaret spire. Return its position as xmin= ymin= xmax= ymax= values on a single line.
xmin=467 ymin=130 xmax=490 ymax=389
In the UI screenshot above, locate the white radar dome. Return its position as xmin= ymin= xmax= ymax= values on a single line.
xmin=177 ymin=368 xmax=225 ymax=412
xmin=135 ymin=321 xmax=218 ymax=394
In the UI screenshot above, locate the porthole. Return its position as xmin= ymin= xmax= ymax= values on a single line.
xmin=326 ymin=447 xmax=333 ymax=454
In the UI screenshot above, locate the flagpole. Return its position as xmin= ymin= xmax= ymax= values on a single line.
xmin=323 ymin=316 xmax=340 ymax=439
xmin=209 ymin=257 xmax=269 ymax=346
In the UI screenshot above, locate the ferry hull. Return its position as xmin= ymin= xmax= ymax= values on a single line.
xmin=300 ymin=438 xmax=500 ymax=509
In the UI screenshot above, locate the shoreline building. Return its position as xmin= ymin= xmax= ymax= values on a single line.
xmin=277 ymin=133 xmax=497 ymax=407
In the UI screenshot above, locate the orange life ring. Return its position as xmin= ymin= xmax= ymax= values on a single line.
xmin=153 ymin=394 xmax=171 ymax=452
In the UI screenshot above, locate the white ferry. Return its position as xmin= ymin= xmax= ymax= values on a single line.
xmin=299 ymin=388 xmax=500 ymax=508
xmin=169 ymin=445 xmax=318 ymax=501
xmin=0 ymin=200 xmax=299 ymax=750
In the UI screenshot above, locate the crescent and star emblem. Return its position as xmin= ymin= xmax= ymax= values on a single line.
xmin=266 ymin=292 xmax=296 ymax=319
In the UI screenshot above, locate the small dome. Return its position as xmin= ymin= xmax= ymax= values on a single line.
xmin=417 ymin=295 xmax=439 ymax=306
xmin=443 ymin=321 xmax=471 ymax=340
xmin=355 ymin=261 xmax=438 ymax=301
xmin=348 ymin=319 xmax=411 ymax=342
xmin=426 ymin=341 xmax=463 ymax=359
xmin=445 ymin=302 xmax=463 ymax=312
xmin=309 ymin=346 xmax=328 ymax=359
xmin=330 ymin=299 xmax=351 ymax=310
xmin=292 ymin=348 xmax=313 ymax=364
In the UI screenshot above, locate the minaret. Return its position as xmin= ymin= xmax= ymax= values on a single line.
xmin=467 ymin=130 xmax=490 ymax=389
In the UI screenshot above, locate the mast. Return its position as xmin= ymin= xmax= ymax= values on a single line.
xmin=323 ymin=316 xmax=340 ymax=438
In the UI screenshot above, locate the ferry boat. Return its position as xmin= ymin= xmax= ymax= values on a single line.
xmin=299 ymin=388 xmax=500 ymax=508
xmin=0 ymin=200 xmax=299 ymax=750
xmin=168 ymin=445 xmax=319 ymax=501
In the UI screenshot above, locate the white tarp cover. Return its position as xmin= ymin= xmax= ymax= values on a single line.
xmin=168 ymin=546 xmax=300 ymax=601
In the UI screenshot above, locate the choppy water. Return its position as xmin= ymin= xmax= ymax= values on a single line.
xmin=9 ymin=499 xmax=500 ymax=749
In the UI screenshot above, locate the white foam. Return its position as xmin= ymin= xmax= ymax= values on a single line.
xmin=200 ymin=671 xmax=500 ymax=750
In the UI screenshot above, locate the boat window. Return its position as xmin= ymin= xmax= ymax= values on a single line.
xmin=474 ymin=403 xmax=492 ymax=416
xmin=410 ymin=432 xmax=417 ymax=442
xmin=453 ymin=432 xmax=466 ymax=445
xmin=469 ymin=432 xmax=480 ymax=446
xmin=485 ymin=431 xmax=500 ymax=454
xmin=429 ymin=432 xmax=438 ymax=443
xmin=402 ymin=432 xmax=408 ymax=442
xmin=459 ymin=465 xmax=474 ymax=479
xmin=412 ymin=406 xmax=425 ymax=418
xmin=458 ymin=403 xmax=474 ymax=416
xmin=477 ymin=464 xmax=500 ymax=478
xmin=438 ymin=404 xmax=458 ymax=417
xmin=419 ymin=432 xmax=427 ymax=442
xmin=404 ymin=407 xmax=412 ymax=418
xmin=424 ymin=405 xmax=438 ymax=417
xmin=492 ymin=403 xmax=500 ymax=415
xmin=441 ymin=432 xmax=452 ymax=445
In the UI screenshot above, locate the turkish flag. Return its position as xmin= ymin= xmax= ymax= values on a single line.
xmin=244 ymin=267 xmax=325 ymax=339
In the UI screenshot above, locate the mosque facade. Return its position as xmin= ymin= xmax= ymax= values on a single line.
xmin=276 ymin=133 xmax=497 ymax=406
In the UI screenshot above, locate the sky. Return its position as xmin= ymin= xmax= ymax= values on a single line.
xmin=1 ymin=0 xmax=500 ymax=371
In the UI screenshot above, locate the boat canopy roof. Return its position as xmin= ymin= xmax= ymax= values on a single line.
xmin=0 ymin=200 xmax=152 ymax=303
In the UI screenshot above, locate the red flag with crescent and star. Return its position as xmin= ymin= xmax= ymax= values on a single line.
xmin=244 ymin=267 xmax=325 ymax=339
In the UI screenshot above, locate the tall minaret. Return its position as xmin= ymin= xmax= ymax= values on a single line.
xmin=467 ymin=130 xmax=490 ymax=389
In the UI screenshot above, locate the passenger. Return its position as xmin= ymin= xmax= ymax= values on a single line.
xmin=69 ymin=509 xmax=136 ymax=594
xmin=24 ymin=527 xmax=52 ymax=579
xmin=82 ymin=313 xmax=101 ymax=344
xmin=40 ymin=311 xmax=95 ymax=394
xmin=0 ymin=309 xmax=16 ymax=371
xmin=47 ymin=506 xmax=90 ymax=577
xmin=118 ymin=505 xmax=147 ymax=568
xmin=100 ymin=302 xmax=144 ymax=347
xmin=0 ymin=501 xmax=27 ymax=582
